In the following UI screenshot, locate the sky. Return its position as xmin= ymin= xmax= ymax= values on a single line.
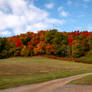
xmin=0 ymin=0 xmax=92 ymax=37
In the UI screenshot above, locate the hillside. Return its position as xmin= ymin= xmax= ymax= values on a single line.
xmin=0 ymin=29 xmax=92 ymax=63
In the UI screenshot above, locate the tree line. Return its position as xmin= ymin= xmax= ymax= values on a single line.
xmin=0 ymin=29 xmax=92 ymax=59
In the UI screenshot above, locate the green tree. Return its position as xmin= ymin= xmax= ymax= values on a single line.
xmin=88 ymin=35 xmax=92 ymax=50
xmin=0 ymin=38 xmax=7 ymax=58
xmin=72 ymin=40 xmax=84 ymax=58
xmin=0 ymin=38 xmax=5 ymax=52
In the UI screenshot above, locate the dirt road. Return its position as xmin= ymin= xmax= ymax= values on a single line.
xmin=0 ymin=72 xmax=92 ymax=92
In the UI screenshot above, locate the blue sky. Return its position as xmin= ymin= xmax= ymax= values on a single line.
xmin=0 ymin=0 xmax=92 ymax=37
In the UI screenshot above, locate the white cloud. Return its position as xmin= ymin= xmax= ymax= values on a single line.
xmin=58 ymin=6 xmax=63 ymax=12
xmin=60 ymin=11 xmax=68 ymax=17
xmin=0 ymin=0 xmax=64 ymax=36
xmin=0 ymin=30 xmax=11 ymax=36
xmin=58 ymin=6 xmax=68 ymax=17
xmin=45 ymin=3 xmax=54 ymax=9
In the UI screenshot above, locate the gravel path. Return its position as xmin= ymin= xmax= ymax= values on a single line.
xmin=0 ymin=72 xmax=92 ymax=92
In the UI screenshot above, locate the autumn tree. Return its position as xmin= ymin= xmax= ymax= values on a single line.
xmin=27 ymin=41 xmax=34 ymax=56
xmin=16 ymin=38 xmax=22 ymax=47
xmin=46 ymin=44 xmax=54 ymax=54
xmin=34 ymin=41 xmax=46 ymax=55
xmin=20 ymin=45 xmax=29 ymax=56
xmin=0 ymin=30 xmax=91 ymax=59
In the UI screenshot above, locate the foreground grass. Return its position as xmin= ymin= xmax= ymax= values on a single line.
xmin=70 ymin=75 xmax=92 ymax=85
xmin=0 ymin=56 xmax=92 ymax=89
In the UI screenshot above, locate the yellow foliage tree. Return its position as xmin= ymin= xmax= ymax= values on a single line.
xmin=20 ymin=45 xmax=29 ymax=56
xmin=34 ymin=41 xmax=46 ymax=55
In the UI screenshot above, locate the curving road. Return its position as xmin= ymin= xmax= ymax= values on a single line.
xmin=0 ymin=72 xmax=92 ymax=92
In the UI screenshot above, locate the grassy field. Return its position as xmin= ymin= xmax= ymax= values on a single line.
xmin=70 ymin=75 xmax=92 ymax=85
xmin=79 ymin=51 xmax=92 ymax=64
xmin=0 ymin=56 xmax=92 ymax=89
xmin=79 ymin=56 xmax=92 ymax=63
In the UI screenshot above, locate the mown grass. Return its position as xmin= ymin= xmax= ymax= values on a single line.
xmin=0 ymin=56 xmax=92 ymax=89
xmin=70 ymin=75 xmax=92 ymax=85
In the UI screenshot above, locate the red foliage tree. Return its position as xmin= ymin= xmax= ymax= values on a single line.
xmin=16 ymin=38 xmax=22 ymax=47
xmin=67 ymin=37 xmax=74 ymax=46
xmin=83 ymin=31 xmax=90 ymax=37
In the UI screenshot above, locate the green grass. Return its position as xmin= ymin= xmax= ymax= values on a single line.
xmin=79 ymin=50 xmax=92 ymax=64
xmin=0 ymin=56 xmax=92 ymax=89
xmin=69 ymin=75 xmax=92 ymax=85
xmin=79 ymin=56 xmax=92 ymax=64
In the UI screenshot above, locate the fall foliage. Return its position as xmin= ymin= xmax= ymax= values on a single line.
xmin=0 ymin=29 xmax=92 ymax=59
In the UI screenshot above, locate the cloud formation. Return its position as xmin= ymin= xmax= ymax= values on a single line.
xmin=58 ymin=6 xmax=68 ymax=17
xmin=45 ymin=3 xmax=54 ymax=9
xmin=0 ymin=0 xmax=64 ymax=36
xmin=0 ymin=30 xmax=11 ymax=37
